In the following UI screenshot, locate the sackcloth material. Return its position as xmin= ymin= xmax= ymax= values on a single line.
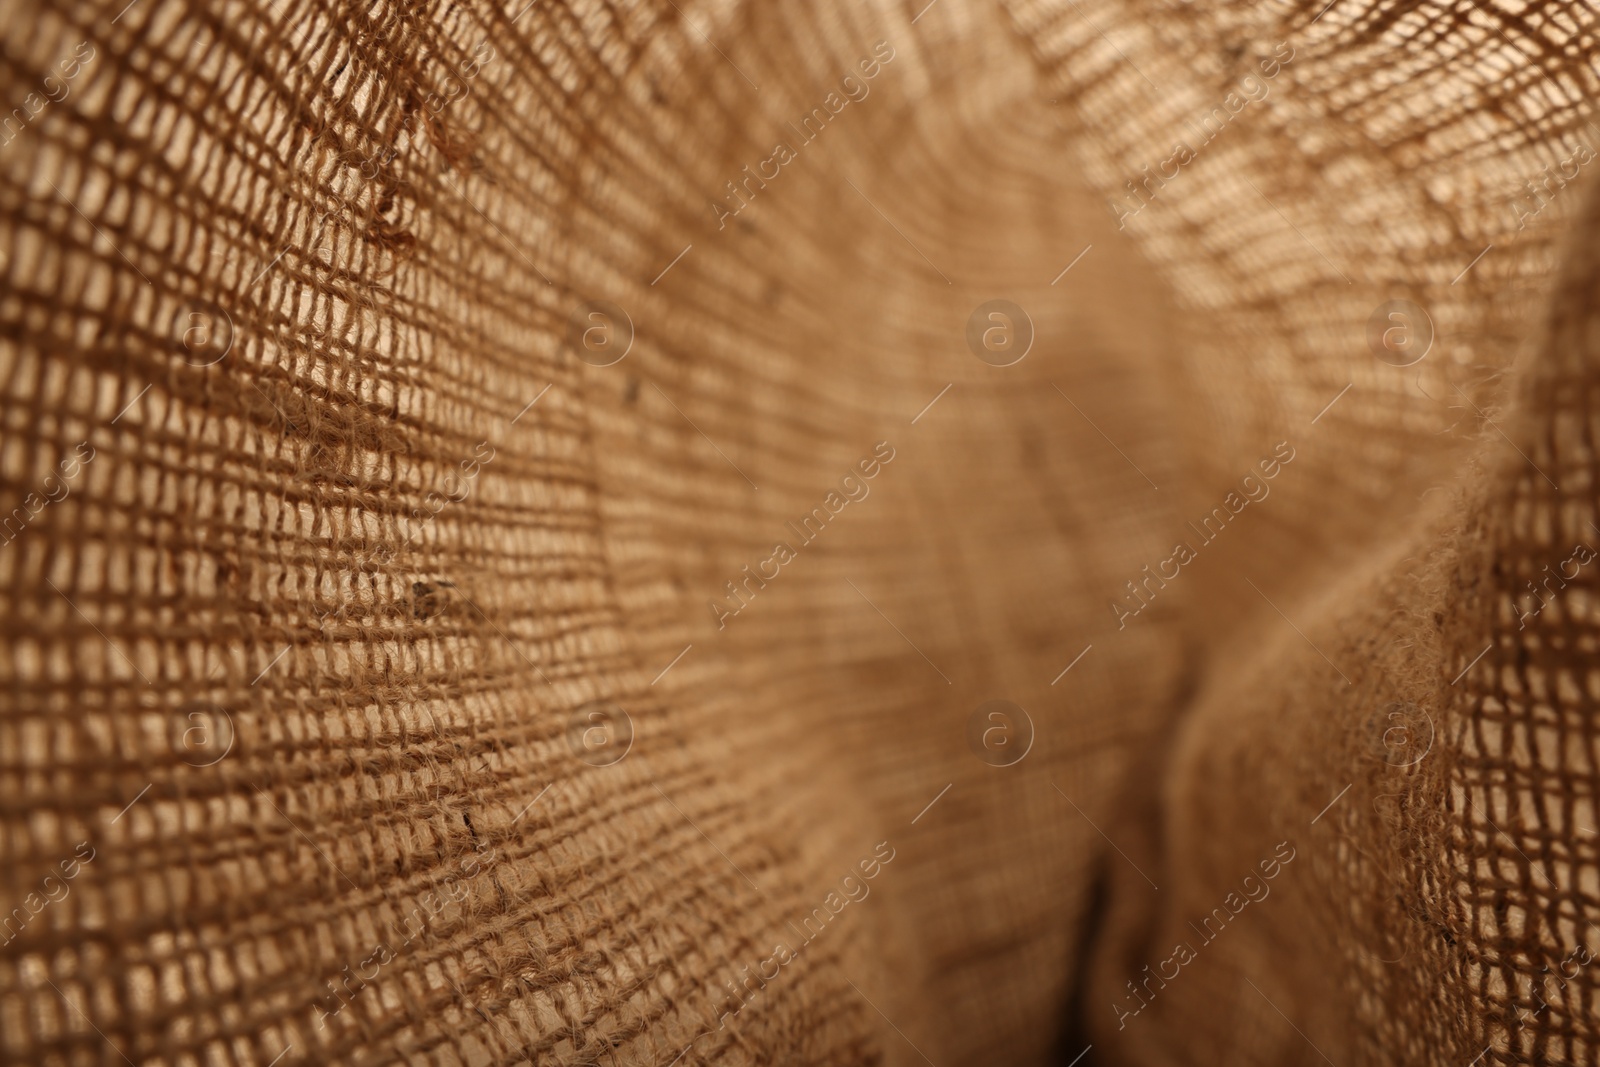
xmin=0 ymin=0 xmax=1597 ymax=1065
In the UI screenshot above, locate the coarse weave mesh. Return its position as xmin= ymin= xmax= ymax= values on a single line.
xmin=0 ymin=0 xmax=1596 ymax=1064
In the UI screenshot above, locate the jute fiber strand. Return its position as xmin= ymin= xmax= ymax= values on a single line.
xmin=0 ymin=0 xmax=1593 ymax=1065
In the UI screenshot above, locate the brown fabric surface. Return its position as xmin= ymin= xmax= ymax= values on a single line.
xmin=1082 ymin=177 xmax=1600 ymax=1065
xmin=1011 ymin=2 xmax=1600 ymax=1064
xmin=0 ymin=0 xmax=1596 ymax=1064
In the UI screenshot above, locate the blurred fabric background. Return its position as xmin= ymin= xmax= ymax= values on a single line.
xmin=0 ymin=0 xmax=1597 ymax=1064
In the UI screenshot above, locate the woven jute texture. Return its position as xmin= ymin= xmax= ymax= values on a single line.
xmin=1079 ymin=189 xmax=1600 ymax=1067
xmin=0 ymin=0 xmax=1596 ymax=1064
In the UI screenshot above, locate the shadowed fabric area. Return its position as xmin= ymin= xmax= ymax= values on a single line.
xmin=0 ymin=0 xmax=1596 ymax=1065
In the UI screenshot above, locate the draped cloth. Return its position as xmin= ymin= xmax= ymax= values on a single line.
xmin=0 ymin=0 xmax=1597 ymax=1064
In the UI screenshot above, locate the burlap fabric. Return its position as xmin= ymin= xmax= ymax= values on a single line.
xmin=0 ymin=0 xmax=1595 ymax=1064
